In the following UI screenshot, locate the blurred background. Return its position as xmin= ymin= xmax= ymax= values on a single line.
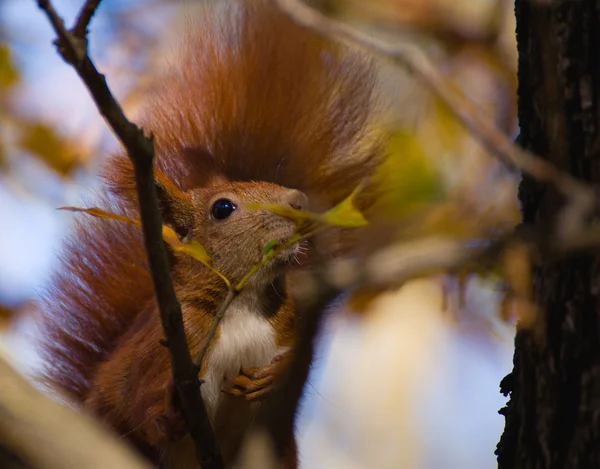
xmin=0 ymin=1 xmax=518 ymax=468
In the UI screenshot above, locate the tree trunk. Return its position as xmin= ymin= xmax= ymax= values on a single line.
xmin=0 ymin=446 xmax=31 ymax=469
xmin=497 ymin=1 xmax=600 ymax=468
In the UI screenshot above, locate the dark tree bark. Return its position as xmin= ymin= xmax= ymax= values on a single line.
xmin=0 ymin=446 xmax=31 ymax=469
xmin=497 ymin=1 xmax=600 ymax=468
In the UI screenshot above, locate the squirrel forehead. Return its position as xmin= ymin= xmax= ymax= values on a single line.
xmin=196 ymin=180 xmax=301 ymax=201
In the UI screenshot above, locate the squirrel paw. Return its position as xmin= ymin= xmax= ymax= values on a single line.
xmin=223 ymin=353 xmax=289 ymax=402
xmin=152 ymin=379 xmax=189 ymax=443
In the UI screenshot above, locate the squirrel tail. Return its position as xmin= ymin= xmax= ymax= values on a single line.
xmin=36 ymin=194 xmax=152 ymax=402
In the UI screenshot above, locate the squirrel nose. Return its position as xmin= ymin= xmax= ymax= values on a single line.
xmin=285 ymin=189 xmax=308 ymax=211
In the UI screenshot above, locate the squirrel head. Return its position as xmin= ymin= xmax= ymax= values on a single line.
xmin=155 ymin=171 xmax=308 ymax=286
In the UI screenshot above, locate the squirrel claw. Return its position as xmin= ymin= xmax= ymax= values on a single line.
xmin=224 ymin=353 xmax=290 ymax=402
xmin=222 ymin=383 xmax=274 ymax=401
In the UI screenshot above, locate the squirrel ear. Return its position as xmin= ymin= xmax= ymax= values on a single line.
xmin=205 ymin=173 xmax=229 ymax=187
xmin=154 ymin=170 xmax=194 ymax=241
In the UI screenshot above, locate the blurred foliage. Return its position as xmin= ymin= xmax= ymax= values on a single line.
xmin=371 ymin=130 xmax=444 ymax=219
xmin=1 ymin=0 xmax=521 ymax=336
xmin=0 ymin=0 xmax=179 ymax=187
xmin=322 ymin=0 xmax=521 ymax=333
xmin=0 ymin=41 xmax=82 ymax=176
xmin=0 ymin=44 xmax=19 ymax=170
xmin=18 ymin=123 xmax=82 ymax=176
xmin=0 ymin=45 xmax=19 ymax=89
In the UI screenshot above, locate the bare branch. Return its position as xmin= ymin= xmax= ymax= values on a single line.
xmin=73 ymin=0 xmax=102 ymax=38
xmin=327 ymin=224 xmax=600 ymax=294
xmin=35 ymin=1 xmax=222 ymax=467
xmin=273 ymin=0 xmax=596 ymax=241
xmin=0 ymin=356 xmax=152 ymax=469
xmin=328 ymin=236 xmax=484 ymax=289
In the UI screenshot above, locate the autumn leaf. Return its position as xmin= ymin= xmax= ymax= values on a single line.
xmin=371 ymin=130 xmax=443 ymax=219
xmin=59 ymin=206 xmax=231 ymax=287
xmin=321 ymin=181 xmax=369 ymax=227
xmin=0 ymin=45 xmax=19 ymax=90
xmin=162 ymin=225 xmax=211 ymax=265
xmin=246 ymin=181 xmax=369 ymax=231
xmin=19 ymin=122 xmax=81 ymax=176
xmin=59 ymin=206 xmax=142 ymax=227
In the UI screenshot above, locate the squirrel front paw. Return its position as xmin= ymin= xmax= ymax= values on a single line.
xmin=223 ymin=353 xmax=291 ymax=402
xmin=149 ymin=379 xmax=189 ymax=444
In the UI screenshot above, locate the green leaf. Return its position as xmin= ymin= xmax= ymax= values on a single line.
xmin=262 ymin=240 xmax=280 ymax=256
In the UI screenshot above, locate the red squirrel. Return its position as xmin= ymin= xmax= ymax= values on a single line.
xmin=35 ymin=1 xmax=382 ymax=468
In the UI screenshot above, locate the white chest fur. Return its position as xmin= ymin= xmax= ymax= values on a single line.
xmin=161 ymin=294 xmax=286 ymax=469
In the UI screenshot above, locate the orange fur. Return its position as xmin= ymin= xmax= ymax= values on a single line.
xmin=36 ymin=1 xmax=382 ymax=467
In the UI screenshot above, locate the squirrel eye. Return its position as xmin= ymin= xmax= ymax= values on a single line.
xmin=211 ymin=198 xmax=237 ymax=220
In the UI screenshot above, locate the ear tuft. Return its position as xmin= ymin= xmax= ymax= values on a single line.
xmin=155 ymin=170 xmax=194 ymax=240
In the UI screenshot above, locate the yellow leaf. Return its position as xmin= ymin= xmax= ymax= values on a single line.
xmin=0 ymin=45 xmax=19 ymax=90
xmin=59 ymin=206 xmax=141 ymax=227
xmin=19 ymin=123 xmax=80 ymax=176
xmin=162 ymin=226 xmax=212 ymax=265
xmin=321 ymin=181 xmax=369 ymax=227
xmin=371 ymin=131 xmax=443 ymax=218
xmin=60 ymin=206 xmax=230 ymax=287
xmin=247 ymin=182 xmax=369 ymax=230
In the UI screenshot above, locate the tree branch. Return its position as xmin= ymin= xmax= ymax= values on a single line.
xmin=325 ymin=225 xmax=600 ymax=293
xmin=73 ymin=0 xmax=102 ymax=38
xmin=35 ymin=1 xmax=222 ymax=467
xmin=0 ymin=356 xmax=152 ymax=469
xmin=236 ymin=215 xmax=600 ymax=466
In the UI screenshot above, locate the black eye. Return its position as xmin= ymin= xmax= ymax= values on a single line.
xmin=211 ymin=198 xmax=237 ymax=220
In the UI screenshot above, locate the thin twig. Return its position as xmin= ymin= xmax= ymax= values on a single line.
xmin=328 ymin=236 xmax=489 ymax=290
xmin=193 ymin=229 xmax=321 ymax=368
xmin=195 ymin=288 xmax=236 ymax=367
xmin=35 ymin=1 xmax=222 ymax=467
xmin=72 ymin=0 xmax=102 ymax=38
xmin=0 ymin=356 xmax=152 ymax=469
xmin=273 ymin=0 xmax=596 ymax=241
